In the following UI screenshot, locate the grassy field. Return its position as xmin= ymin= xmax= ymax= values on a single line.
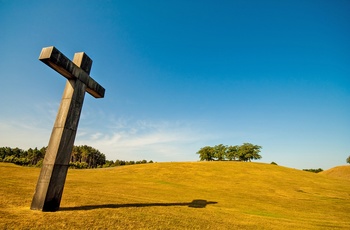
xmin=320 ymin=165 xmax=350 ymax=181
xmin=1 ymin=162 xmax=349 ymax=229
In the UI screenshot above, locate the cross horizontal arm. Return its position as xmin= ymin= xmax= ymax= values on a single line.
xmin=39 ymin=46 xmax=105 ymax=98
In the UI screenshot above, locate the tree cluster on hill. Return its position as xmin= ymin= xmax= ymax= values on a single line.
xmin=347 ymin=155 xmax=350 ymax=164
xmin=197 ymin=143 xmax=262 ymax=162
xmin=0 ymin=146 xmax=152 ymax=169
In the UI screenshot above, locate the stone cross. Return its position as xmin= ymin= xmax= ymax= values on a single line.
xmin=31 ymin=46 xmax=105 ymax=212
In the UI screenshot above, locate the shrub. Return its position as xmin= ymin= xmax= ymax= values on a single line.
xmin=69 ymin=162 xmax=88 ymax=169
xmin=303 ymin=168 xmax=323 ymax=173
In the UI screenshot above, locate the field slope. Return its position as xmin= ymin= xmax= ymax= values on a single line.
xmin=1 ymin=162 xmax=349 ymax=229
xmin=320 ymin=165 xmax=350 ymax=181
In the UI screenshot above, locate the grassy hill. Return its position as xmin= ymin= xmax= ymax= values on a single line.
xmin=1 ymin=162 xmax=349 ymax=229
xmin=320 ymin=165 xmax=350 ymax=181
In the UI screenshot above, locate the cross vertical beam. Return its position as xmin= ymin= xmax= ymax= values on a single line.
xmin=31 ymin=47 xmax=105 ymax=212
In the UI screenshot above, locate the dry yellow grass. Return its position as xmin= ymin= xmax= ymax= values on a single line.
xmin=320 ymin=165 xmax=350 ymax=181
xmin=1 ymin=162 xmax=349 ymax=229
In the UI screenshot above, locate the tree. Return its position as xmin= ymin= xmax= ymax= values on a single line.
xmin=237 ymin=143 xmax=262 ymax=162
xmin=27 ymin=147 xmax=43 ymax=165
xmin=347 ymin=155 xmax=350 ymax=164
xmin=71 ymin=145 xmax=106 ymax=168
xmin=71 ymin=146 xmax=82 ymax=163
xmin=213 ymin=144 xmax=227 ymax=161
xmin=226 ymin=145 xmax=239 ymax=161
xmin=197 ymin=146 xmax=215 ymax=161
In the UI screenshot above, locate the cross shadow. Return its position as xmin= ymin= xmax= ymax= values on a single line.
xmin=59 ymin=200 xmax=217 ymax=211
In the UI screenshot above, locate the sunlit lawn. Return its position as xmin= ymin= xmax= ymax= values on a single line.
xmin=1 ymin=162 xmax=349 ymax=229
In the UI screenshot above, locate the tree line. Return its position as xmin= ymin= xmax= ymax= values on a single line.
xmin=197 ymin=143 xmax=262 ymax=162
xmin=0 ymin=146 xmax=152 ymax=169
xmin=302 ymin=168 xmax=323 ymax=173
xmin=0 ymin=147 xmax=45 ymax=167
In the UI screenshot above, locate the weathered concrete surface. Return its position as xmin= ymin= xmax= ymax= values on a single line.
xmin=38 ymin=46 xmax=104 ymax=98
xmin=31 ymin=47 xmax=105 ymax=212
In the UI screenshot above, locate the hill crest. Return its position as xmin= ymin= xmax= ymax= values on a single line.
xmin=320 ymin=165 xmax=350 ymax=180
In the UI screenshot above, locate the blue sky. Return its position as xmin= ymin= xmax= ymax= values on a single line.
xmin=1 ymin=0 xmax=349 ymax=170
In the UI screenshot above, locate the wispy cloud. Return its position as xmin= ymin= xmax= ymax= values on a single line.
xmin=0 ymin=102 xmax=272 ymax=163
xmin=75 ymin=117 xmax=214 ymax=161
xmin=0 ymin=103 xmax=216 ymax=162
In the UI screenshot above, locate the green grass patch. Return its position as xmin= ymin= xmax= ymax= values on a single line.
xmin=1 ymin=162 xmax=349 ymax=229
